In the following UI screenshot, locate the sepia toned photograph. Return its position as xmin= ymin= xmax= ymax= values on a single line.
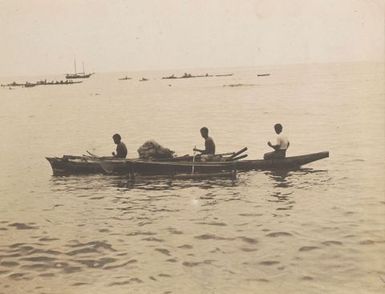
xmin=0 ymin=1 xmax=384 ymax=293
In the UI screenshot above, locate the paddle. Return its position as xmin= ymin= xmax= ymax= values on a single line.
xmin=85 ymin=150 xmax=118 ymax=173
xmin=98 ymin=160 xmax=114 ymax=174
xmin=191 ymin=146 xmax=196 ymax=174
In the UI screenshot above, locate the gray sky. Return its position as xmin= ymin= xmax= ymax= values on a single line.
xmin=0 ymin=0 xmax=384 ymax=76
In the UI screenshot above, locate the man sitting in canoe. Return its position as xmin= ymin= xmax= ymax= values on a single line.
xmin=193 ymin=127 xmax=216 ymax=155
xmin=264 ymin=123 xmax=289 ymax=160
xmin=112 ymin=134 xmax=128 ymax=158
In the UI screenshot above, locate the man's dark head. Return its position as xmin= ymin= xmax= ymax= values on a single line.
xmin=112 ymin=133 xmax=121 ymax=144
xmin=274 ymin=123 xmax=283 ymax=134
xmin=200 ymin=127 xmax=209 ymax=138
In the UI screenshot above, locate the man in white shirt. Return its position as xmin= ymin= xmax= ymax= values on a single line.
xmin=264 ymin=123 xmax=290 ymax=160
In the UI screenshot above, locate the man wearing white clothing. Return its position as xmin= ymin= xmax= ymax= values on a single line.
xmin=264 ymin=123 xmax=290 ymax=160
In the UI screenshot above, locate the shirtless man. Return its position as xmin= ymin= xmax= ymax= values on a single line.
xmin=112 ymin=134 xmax=128 ymax=158
xmin=193 ymin=127 xmax=216 ymax=155
xmin=264 ymin=123 xmax=289 ymax=160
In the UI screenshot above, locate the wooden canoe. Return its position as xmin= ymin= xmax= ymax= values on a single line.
xmin=97 ymin=151 xmax=329 ymax=175
xmin=46 ymin=151 xmax=329 ymax=176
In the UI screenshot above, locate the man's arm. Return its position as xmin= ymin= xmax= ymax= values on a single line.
xmin=267 ymin=141 xmax=280 ymax=151
xmin=193 ymin=147 xmax=205 ymax=153
xmin=112 ymin=146 xmax=119 ymax=157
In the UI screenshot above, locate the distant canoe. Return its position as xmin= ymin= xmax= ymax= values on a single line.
xmin=215 ymin=73 xmax=233 ymax=77
xmin=162 ymin=73 xmax=215 ymax=79
xmin=162 ymin=75 xmax=177 ymax=79
xmin=24 ymin=82 xmax=36 ymax=88
xmin=194 ymin=74 xmax=213 ymax=78
xmin=37 ymin=80 xmax=82 ymax=86
xmin=2 ymin=80 xmax=82 ymax=88
xmin=1 ymin=82 xmax=24 ymax=87
xmin=223 ymin=83 xmax=255 ymax=87
xmin=257 ymin=73 xmax=270 ymax=77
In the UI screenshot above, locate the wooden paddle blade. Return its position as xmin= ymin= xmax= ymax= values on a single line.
xmin=98 ymin=160 xmax=114 ymax=174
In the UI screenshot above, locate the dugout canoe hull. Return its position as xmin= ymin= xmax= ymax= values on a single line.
xmin=46 ymin=152 xmax=329 ymax=176
xmin=97 ymin=151 xmax=329 ymax=175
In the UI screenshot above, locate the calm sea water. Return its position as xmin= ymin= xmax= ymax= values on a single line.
xmin=0 ymin=63 xmax=384 ymax=294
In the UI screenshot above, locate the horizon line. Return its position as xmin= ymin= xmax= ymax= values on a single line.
xmin=0 ymin=60 xmax=383 ymax=79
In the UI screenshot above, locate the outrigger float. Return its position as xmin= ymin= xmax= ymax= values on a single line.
xmin=46 ymin=150 xmax=329 ymax=176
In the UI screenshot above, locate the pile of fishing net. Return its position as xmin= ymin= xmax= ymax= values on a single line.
xmin=137 ymin=140 xmax=175 ymax=160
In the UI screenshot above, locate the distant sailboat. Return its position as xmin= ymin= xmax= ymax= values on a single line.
xmin=65 ymin=59 xmax=93 ymax=79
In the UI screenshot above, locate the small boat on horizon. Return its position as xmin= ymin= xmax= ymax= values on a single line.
xmin=257 ymin=73 xmax=270 ymax=77
xmin=162 ymin=73 xmax=215 ymax=79
xmin=119 ymin=76 xmax=132 ymax=80
xmin=2 ymin=80 xmax=83 ymax=88
xmin=24 ymin=82 xmax=36 ymax=88
xmin=162 ymin=74 xmax=177 ymax=79
xmin=215 ymin=73 xmax=233 ymax=77
xmin=1 ymin=81 xmax=24 ymax=87
xmin=36 ymin=79 xmax=83 ymax=86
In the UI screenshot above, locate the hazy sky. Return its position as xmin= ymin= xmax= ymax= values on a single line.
xmin=0 ymin=0 xmax=383 ymax=76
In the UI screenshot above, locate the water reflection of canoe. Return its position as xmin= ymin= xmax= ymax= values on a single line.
xmin=46 ymin=152 xmax=329 ymax=176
